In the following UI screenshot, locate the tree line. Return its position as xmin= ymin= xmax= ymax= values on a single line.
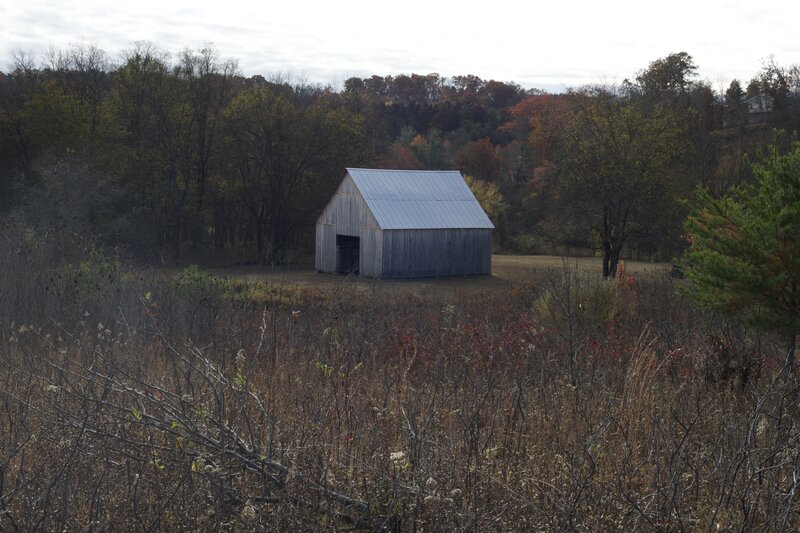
xmin=2 ymin=45 xmax=800 ymax=265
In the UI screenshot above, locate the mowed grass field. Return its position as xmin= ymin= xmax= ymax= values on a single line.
xmin=205 ymin=254 xmax=670 ymax=298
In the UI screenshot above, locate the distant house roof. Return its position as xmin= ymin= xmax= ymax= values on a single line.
xmin=346 ymin=168 xmax=495 ymax=230
xmin=745 ymin=94 xmax=773 ymax=113
xmin=347 ymin=168 xmax=494 ymax=229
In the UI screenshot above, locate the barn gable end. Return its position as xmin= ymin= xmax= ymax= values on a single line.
xmin=315 ymin=174 xmax=382 ymax=277
xmin=316 ymin=169 xmax=493 ymax=279
xmin=317 ymin=174 xmax=380 ymax=234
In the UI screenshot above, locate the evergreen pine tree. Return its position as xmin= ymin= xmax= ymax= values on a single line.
xmin=683 ymin=143 xmax=800 ymax=375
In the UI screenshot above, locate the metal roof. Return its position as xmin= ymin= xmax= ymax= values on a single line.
xmin=346 ymin=168 xmax=495 ymax=230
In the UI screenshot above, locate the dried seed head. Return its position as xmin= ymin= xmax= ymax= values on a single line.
xmin=389 ymin=451 xmax=406 ymax=463
xmin=241 ymin=502 xmax=257 ymax=521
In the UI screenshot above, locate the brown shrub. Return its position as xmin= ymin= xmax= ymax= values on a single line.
xmin=0 ymin=262 xmax=797 ymax=530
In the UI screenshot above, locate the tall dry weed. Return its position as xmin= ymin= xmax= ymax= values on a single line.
xmin=0 ymin=256 xmax=798 ymax=530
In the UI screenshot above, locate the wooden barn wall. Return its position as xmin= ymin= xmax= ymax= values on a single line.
xmin=380 ymin=229 xmax=492 ymax=278
xmin=316 ymin=175 xmax=378 ymax=235
xmin=315 ymin=223 xmax=336 ymax=272
xmin=359 ymin=229 xmax=383 ymax=278
xmin=316 ymin=174 xmax=381 ymax=274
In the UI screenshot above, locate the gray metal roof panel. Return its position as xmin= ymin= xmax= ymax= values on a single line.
xmin=346 ymin=168 xmax=495 ymax=230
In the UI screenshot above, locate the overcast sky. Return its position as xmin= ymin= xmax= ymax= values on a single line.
xmin=2 ymin=0 xmax=798 ymax=92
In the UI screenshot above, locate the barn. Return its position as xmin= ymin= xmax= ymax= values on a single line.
xmin=315 ymin=168 xmax=494 ymax=279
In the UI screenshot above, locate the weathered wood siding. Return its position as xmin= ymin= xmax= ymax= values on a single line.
xmin=315 ymin=175 xmax=381 ymax=274
xmin=315 ymin=223 xmax=336 ymax=272
xmin=317 ymin=175 xmax=379 ymax=235
xmin=359 ymin=229 xmax=383 ymax=278
xmin=380 ymin=229 xmax=492 ymax=278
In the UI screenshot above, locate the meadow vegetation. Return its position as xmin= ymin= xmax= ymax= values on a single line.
xmin=1 ymin=227 xmax=797 ymax=530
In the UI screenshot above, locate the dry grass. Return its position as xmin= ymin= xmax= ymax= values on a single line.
xmin=492 ymin=254 xmax=668 ymax=277
xmin=196 ymin=254 xmax=670 ymax=300
xmin=0 ymin=238 xmax=797 ymax=531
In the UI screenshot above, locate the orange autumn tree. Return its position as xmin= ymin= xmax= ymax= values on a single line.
xmin=454 ymin=138 xmax=504 ymax=181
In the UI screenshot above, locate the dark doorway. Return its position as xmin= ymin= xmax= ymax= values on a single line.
xmin=336 ymin=235 xmax=360 ymax=274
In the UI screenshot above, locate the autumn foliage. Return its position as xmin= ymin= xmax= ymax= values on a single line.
xmin=4 ymin=47 xmax=800 ymax=262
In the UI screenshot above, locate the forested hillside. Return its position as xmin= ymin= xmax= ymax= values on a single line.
xmin=2 ymin=45 xmax=799 ymax=264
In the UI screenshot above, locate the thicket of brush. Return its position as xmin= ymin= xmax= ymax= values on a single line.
xmin=1 ymin=228 xmax=798 ymax=531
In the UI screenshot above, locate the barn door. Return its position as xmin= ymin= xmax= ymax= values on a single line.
xmin=336 ymin=235 xmax=360 ymax=274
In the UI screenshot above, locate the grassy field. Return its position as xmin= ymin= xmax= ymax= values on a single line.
xmin=208 ymin=254 xmax=671 ymax=297
xmin=486 ymin=254 xmax=668 ymax=279
xmin=2 ymin=243 xmax=797 ymax=531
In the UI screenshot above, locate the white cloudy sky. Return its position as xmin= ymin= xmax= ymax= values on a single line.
xmin=2 ymin=0 xmax=798 ymax=92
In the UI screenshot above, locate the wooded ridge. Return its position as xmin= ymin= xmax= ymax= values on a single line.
xmin=2 ymin=46 xmax=799 ymax=266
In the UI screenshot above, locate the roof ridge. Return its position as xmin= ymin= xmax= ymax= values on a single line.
xmin=347 ymin=168 xmax=462 ymax=173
